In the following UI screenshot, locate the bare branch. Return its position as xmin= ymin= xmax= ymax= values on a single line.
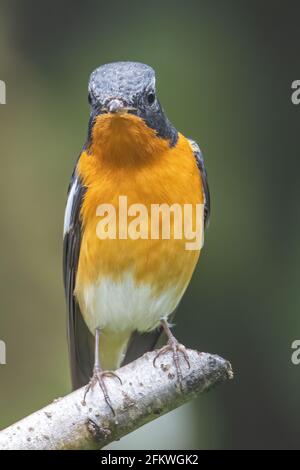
xmin=0 ymin=350 xmax=233 ymax=450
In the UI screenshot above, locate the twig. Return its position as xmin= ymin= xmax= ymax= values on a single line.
xmin=0 ymin=349 xmax=233 ymax=450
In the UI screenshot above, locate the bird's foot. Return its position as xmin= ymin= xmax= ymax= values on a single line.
xmin=153 ymin=334 xmax=190 ymax=391
xmin=82 ymin=366 xmax=122 ymax=415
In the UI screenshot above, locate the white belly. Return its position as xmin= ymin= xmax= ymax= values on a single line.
xmin=79 ymin=271 xmax=182 ymax=334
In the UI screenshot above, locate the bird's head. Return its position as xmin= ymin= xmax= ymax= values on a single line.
xmin=85 ymin=62 xmax=178 ymax=159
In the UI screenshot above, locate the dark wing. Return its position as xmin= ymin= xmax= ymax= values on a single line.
xmin=123 ymin=141 xmax=210 ymax=366
xmin=188 ymin=138 xmax=211 ymax=228
xmin=63 ymin=168 xmax=94 ymax=389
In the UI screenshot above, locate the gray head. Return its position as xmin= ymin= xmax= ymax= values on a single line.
xmin=86 ymin=61 xmax=178 ymax=147
xmin=89 ymin=62 xmax=155 ymax=108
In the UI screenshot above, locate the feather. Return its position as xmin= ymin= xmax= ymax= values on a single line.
xmin=63 ymin=168 xmax=94 ymax=389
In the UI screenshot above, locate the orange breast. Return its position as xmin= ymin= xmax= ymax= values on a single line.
xmin=75 ymin=114 xmax=203 ymax=302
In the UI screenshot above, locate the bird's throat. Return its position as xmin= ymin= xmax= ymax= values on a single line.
xmin=89 ymin=113 xmax=168 ymax=166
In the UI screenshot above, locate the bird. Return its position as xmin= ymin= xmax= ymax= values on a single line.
xmin=63 ymin=61 xmax=210 ymax=413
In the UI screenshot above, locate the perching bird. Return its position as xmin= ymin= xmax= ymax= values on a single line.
xmin=63 ymin=62 xmax=210 ymax=412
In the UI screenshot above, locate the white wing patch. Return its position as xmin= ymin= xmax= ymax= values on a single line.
xmin=63 ymin=178 xmax=78 ymax=235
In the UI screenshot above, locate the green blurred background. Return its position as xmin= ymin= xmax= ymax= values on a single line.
xmin=0 ymin=0 xmax=300 ymax=450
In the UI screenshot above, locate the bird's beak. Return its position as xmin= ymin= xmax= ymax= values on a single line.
xmin=102 ymin=99 xmax=137 ymax=115
xmin=107 ymin=98 xmax=124 ymax=113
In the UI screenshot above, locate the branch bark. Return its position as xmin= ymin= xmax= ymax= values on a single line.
xmin=0 ymin=349 xmax=233 ymax=450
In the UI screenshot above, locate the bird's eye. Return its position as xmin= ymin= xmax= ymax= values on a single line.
xmin=88 ymin=93 xmax=92 ymax=105
xmin=147 ymin=92 xmax=155 ymax=105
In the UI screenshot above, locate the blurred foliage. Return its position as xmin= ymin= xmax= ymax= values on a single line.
xmin=0 ymin=0 xmax=300 ymax=449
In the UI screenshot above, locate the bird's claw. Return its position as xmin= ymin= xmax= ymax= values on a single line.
xmin=153 ymin=338 xmax=190 ymax=391
xmin=82 ymin=367 xmax=122 ymax=415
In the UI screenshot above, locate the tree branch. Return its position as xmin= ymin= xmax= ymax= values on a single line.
xmin=0 ymin=349 xmax=233 ymax=450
